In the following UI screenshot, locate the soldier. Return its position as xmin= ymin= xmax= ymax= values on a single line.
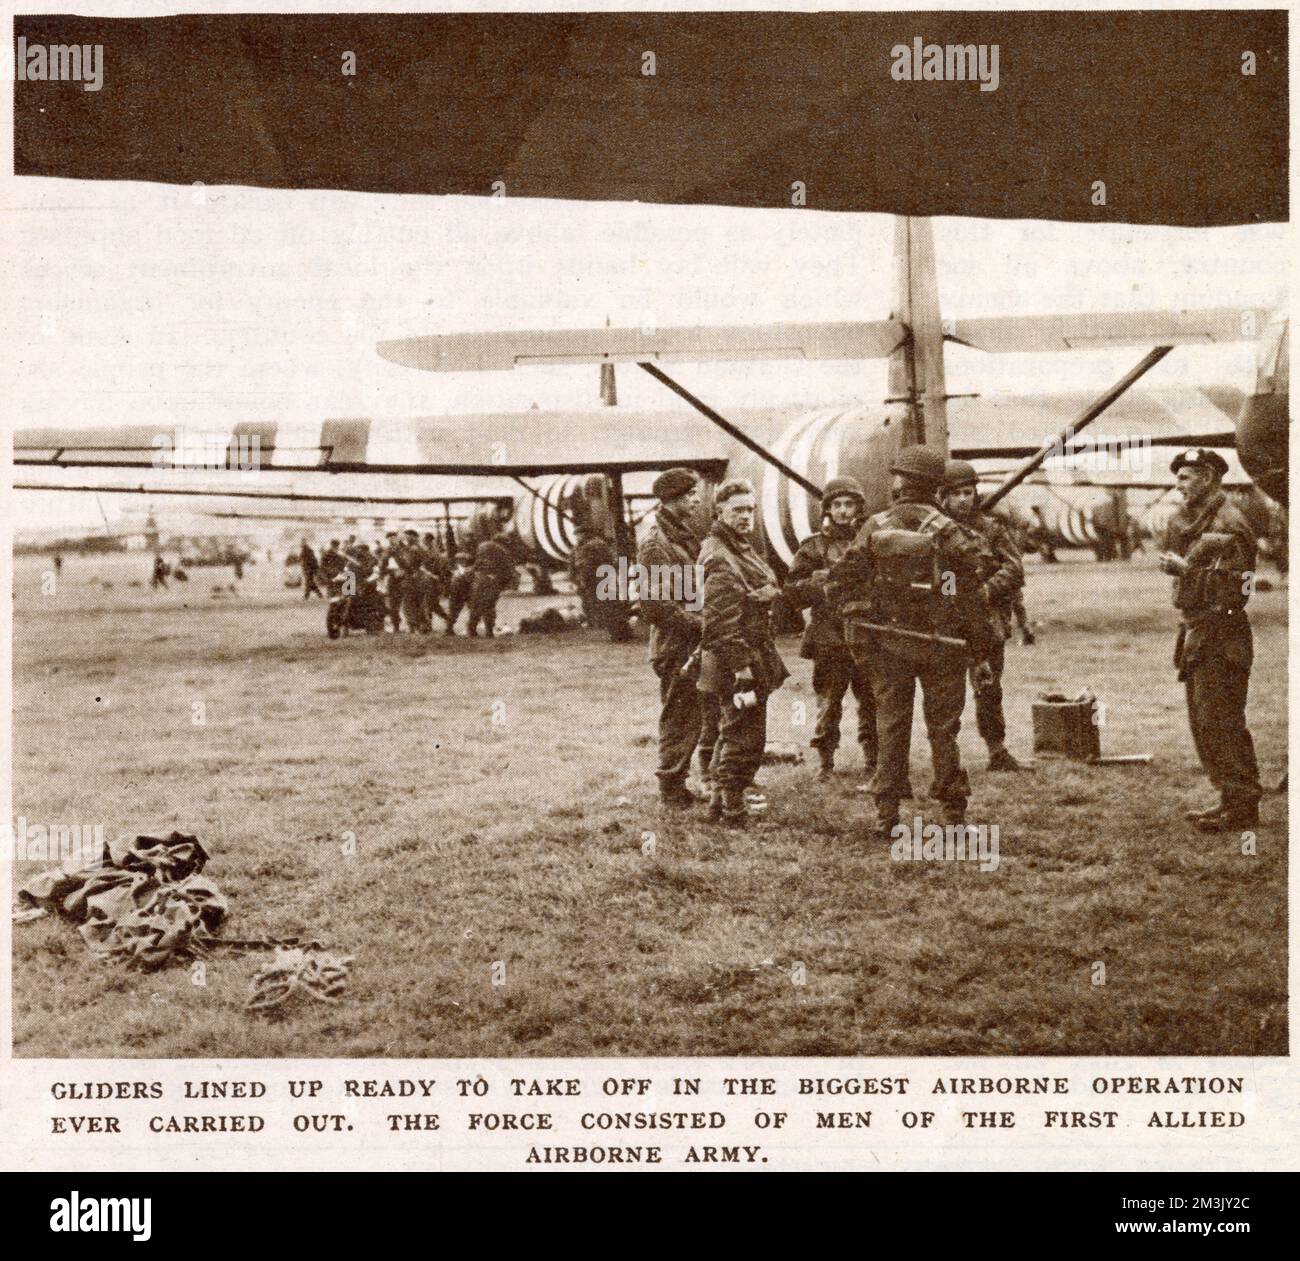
xmin=572 ymin=527 xmax=612 ymax=627
xmin=300 ymin=539 xmax=322 ymax=600
xmin=784 ymin=475 xmax=878 ymax=782
xmin=319 ymin=539 xmax=345 ymax=586
xmin=420 ymin=532 xmax=452 ymax=629
xmin=698 ymin=478 xmax=789 ymax=826
xmin=150 ymin=554 xmax=168 ymax=589
xmin=941 ymin=460 xmax=1027 ymax=771
xmin=465 ymin=529 xmax=516 ymax=637
xmin=397 ymin=529 xmax=431 ymax=633
xmin=828 ymin=445 xmax=994 ymax=841
xmin=445 ymin=556 xmax=474 ymax=635
xmin=638 ymin=468 xmax=707 ymax=809
xmin=573 ymin=527 xmax=634 ymax=642
xmin=1158 ymin=449 xmax=1262 ymax=832
xmin=371 ymin=532 xmax=399 ymax=631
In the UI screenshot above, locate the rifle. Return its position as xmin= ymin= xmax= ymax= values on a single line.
xmin=851 ymin=622 xmax=968 ymax=650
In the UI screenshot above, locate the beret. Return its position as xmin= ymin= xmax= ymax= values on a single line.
xmin=652 ymin=467 xmax=699 ymax=501
xmin=1170 ymin=448 xmax=1229 ymax=478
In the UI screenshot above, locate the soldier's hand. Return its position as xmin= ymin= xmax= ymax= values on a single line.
xmin=1159 ymin=552 xmax=1188 ymax=576
xmin=972 ymin=661 xmax=995 ymax=691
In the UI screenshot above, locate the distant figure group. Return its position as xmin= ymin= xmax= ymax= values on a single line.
xmin=315 ymin=526 xmax=521 ymax=639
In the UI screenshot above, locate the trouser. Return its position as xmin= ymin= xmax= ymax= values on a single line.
xmin=446 ymin=571 xmax=473 ymax=628
xmin=810 ymin=646 xmax=877 ymax=763
xmin=578 ymin=574 xmax=600 ymax=625
xmin=969 ymin=636 xmax=1007 ymax=750
xmin=1011 ymin=593 xmax=1030 ymax=633
xmin=466 ymin=578 xmax=503 ymax=636
xmin=698 ymin=693 xmax=721 ymax=782
xmin=302 ymin=569 xmax=322 ymax=599
xmin=712 ymin=688 xmax=769 ymax=795
xmin=1184 ymin=658 xmax=1261 ymax=811
xmin=868 ymin=646 xmax=969 ymax=813
xmin=422 ymin=577 xmax=449 ymax=628
xmin=385 ymin=578 xmax=405 ymax=630
xmin=654 ymin=657 xmax=703 ymax=790
xmin=402 ymin=574 xmax=432 ymax=632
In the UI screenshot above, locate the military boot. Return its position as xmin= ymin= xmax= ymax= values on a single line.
xmin=868 ymin=800 xmax=901 ymax=845
xmin=660 ymin=782 xmax=701 ymax=811
xmin=986 ymin=745 xmax=1024 ymax=772
xmin=707 ymin=787 xmax=724 ymax=822
xmin=816 ymin=748 xmax=835 ymax=782
xmin=1195 ymin=801 xmax=1260 ymax=834
xmin=719 ymin=788 xmax=749 ymax=829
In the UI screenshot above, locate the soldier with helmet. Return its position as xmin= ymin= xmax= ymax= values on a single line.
xmin=827 ymin=445 xmax=994 ymax=841
xmin=784 ymin=475 xmax=878 ymax=782
xmin=1159 ymin=448 xmax=1263 ymax=832
xmin=940 ymin=459 xmax=1027 ymax=772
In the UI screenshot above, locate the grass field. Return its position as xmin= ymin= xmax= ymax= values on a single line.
xmin=9 ymin=549 xmax=1288 ymax=1058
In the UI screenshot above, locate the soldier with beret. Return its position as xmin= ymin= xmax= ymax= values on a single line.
xmin=1159 ymin=449 xmax=1262 ymax=832
xmin=638 ymin=467 xmax=708 ymax=809
xmin=941 ymin=459 xmax=1027 ymax=771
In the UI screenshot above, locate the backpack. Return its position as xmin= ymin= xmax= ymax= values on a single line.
xmin=867 ymin=508 xmax=947 ymax=637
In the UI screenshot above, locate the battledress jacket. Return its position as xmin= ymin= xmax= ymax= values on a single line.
xmin=1163 ymin=491 xmax=1257 ymax=678
xmin=784 ymin=522 xmax=857 ymax=659
xmin=636 ymin=508 xmax=703 ymax=670
xmin=698 ymin=520 xmax=789 ymax=694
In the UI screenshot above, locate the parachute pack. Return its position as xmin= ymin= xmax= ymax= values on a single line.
xmin=868 ymin=508 xmax=948 ymax=637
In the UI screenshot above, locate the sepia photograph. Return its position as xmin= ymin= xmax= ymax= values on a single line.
xmin=1 ymin=4 xmax=1291 ymax=1185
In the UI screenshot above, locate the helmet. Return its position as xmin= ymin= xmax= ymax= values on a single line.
xmin=821 ymin=475 xmax=866 ymax=514
xmin=943 ymin=459 xmax=979 ymax=491
xmin=890 ymin=445 xmax=946 ymax=487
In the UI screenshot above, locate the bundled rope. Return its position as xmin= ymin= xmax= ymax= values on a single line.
xmin=246 ymin=947 xmax=354 ymax=1012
